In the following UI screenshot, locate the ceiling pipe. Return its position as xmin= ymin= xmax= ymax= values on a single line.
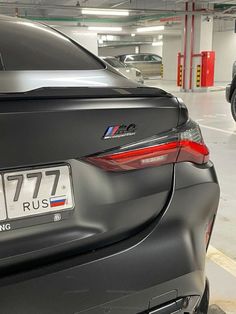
xmin=189 ymin=2 xmax=195 ymax=91
xmin=19 ymin=13 xmax=183 ymax=25
xmin=111 ymin=1 xmax=130 ymax=8
xmin=183 ymin=2 xmax=188 ymax=91
xmin=0 ymin=2 xmax=235 ymax=17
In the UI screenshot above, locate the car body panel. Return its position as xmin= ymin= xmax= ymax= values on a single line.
xmin=226 ymin=62 xmax=236 ymax=103
xmin=117 ymin=67 xmax=144 ymax=83
xmin=0 ymin=70 xmax=138 ymax=93
xmin=0 ymin=93 xmax=180 ymax=269
xmin=225 ymin=74 xmax=236 ymax=103
xmin=116 ymin=54 xmax=162 ymax=77
xmin=0 ymin=15 xmax=220 ymax=314
xmin=0 ymin=162 xmax=219 ymax=314
xmin=132 ymin=61 xmax=161 ymax=77
xmin=101 ymin=57 xmax=144 ymax=84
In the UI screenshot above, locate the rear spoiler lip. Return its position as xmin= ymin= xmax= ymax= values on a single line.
xmin=0 ymin=86 xmax=173 ymax=101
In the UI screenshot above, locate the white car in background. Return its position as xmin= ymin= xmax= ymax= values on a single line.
xmin=101 ymin=56 xmax=144 ymax=84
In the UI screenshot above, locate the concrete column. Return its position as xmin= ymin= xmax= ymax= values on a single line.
xmin=162 ymin=36 xmax=181 ymax=81
xmin=181 ymin=2 xmax=213 ymax=91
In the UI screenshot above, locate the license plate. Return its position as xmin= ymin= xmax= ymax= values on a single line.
xmin=0 ymin=165 xmax=74 ymax=221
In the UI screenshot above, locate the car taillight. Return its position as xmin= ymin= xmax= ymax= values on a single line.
xmin=85 ymin=121 xmax=209 ymax=172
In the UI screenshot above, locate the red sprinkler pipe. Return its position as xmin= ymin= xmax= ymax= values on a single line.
xmin=183 ymin=2 xmax=188 ymax=90
xmin=189 ymin=2 xmax=195 ymax=90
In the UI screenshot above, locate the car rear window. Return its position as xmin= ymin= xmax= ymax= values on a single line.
xmin=125 ymin=55 xmax=144 ymax=62
xmin=0 ymin=20 xmax=104 ymax=71
xmin=142 ymin=55 xmax=162 ymax=62
xmin=104 ymin=58 xmax=126 ymax=68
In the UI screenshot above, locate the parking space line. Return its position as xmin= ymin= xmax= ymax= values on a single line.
xmin=200 ymin=124 xmax=236 ymax=135
xmin=207 ymin=245 xmax=236 ymax=278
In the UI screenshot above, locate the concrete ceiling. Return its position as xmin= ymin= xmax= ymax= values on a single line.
xmin=0 ymin=0 xmax=236 ymax=20
xmin=0 ymin=0 xmax=235 ymax=48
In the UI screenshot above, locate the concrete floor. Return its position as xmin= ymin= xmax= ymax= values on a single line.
xmin=145 ymin=80 xmax=236 ymax=314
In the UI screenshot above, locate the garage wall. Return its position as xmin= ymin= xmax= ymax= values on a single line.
xmin=162 ymin=36 xmax=181 ymax=81
xmin=98 ymin=46 xmax=136 ymax=57
xmin=99 ymin=45 xmax=162 ymax=57
xmin=55 ymin=27 xmax=98 ymax=55
xmin=140 ymin=45 xmax=162 ymax=56
xmin=213 ymin=31 xmax=235 ymax=82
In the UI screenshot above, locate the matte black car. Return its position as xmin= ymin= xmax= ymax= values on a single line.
xmin=226 ymin=63 xmax=236 ymax=121
xmin=0 ymin=16 xmax=219 ymax=314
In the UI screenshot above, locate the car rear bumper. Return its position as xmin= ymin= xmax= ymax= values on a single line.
xmin=0 ymin=162 xmax=219 ymax=314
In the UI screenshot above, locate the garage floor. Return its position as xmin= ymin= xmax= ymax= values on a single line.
xmin=145 ymin=80 xmax=236 ymax=314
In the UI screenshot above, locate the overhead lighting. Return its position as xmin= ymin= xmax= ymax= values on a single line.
xmin=158 ymin=34 xmax=163 ymax=40
xmin=88 ymin=26 xmax=122 ymax=32
xmin=152 ymin=41 xmax=163 ymax=47
xmin=131 ymin=33 xmax=136 ymax=37
xmin=82 ymin=9 xmax=129 ymax=16
xmin=106 ymin=35 xmax=115 ymax=41
xmin=137 ymin=25 xmax=165 ymax=33
xmin=99 ymin=35 xmax=115 ymax=41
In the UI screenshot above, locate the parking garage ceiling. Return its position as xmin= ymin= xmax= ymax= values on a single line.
xmin=0 ymin=0 xmax=236 ymax=48
xmin=0 ymin=1 xmax=236 ymax=20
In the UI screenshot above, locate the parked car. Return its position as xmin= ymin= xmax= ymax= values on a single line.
xmin=0 ymin=15 xmax=219 ymax=314
xmin=101 ymin=56 xmax=144 ymax=84
xmin=226 ymin=69 xmax=236 ymax=121
xmin=116 ymin=53 xmax=162 ymax=77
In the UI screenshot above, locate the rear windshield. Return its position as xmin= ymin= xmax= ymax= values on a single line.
xmin=125 ymin=55 xmax=144 ymax=62
xmin=0 ymin=20 xmax=104 ymax=71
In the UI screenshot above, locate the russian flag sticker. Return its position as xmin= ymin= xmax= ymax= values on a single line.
xmin=50 ymin=196 xmax=67 ymax=208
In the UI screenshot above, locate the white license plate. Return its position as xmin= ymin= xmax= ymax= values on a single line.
xmin=0 ymin=165 xmax=74 ymax=220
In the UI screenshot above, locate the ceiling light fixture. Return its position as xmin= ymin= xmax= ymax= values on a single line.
xmin=152 ymin=41 xmax=163 ymax=47
xmin=106 ymin=35 xmax=115 ymax=41
xmin=82 ymin=9 xmax=129 ymax=16
xmin=88 ymin=26 xmax=122 ymax=32
xmin=131 ymin=33 xmax=136 ymax=37
xmin=137 ymin=25 xmax=165 ymax=33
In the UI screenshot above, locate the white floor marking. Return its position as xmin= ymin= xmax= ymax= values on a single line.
xmin=200 ymin=124 xmax=236 ymax=135
xmin=207 ymin=245 xmax=236 ymax=278
xmin=203 ymin=115 xmax=216 ymax=118
xmin=215 ymin=114 xmax=227 ymax=117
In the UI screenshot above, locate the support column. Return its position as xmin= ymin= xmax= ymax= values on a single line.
xmin=180 ymin=2 xmax=213 ymax=92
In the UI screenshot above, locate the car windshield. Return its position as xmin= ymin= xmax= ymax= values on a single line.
xmin=0 ymin=19 xmax=104 ymax=71
xmin=104 ymin=58 xmax=126 ymax=68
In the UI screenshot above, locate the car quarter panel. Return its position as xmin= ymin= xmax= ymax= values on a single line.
xmin=0 ymin=162 xmax=219 ymax=314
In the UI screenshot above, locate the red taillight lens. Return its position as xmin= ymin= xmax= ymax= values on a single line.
xmin=85 ymin=121 xmax=209 ymax=172
xmin=87 ymin=141 xmax=179 ymax=171
xmin=178 ymin=141 xmax=209 ymax=164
